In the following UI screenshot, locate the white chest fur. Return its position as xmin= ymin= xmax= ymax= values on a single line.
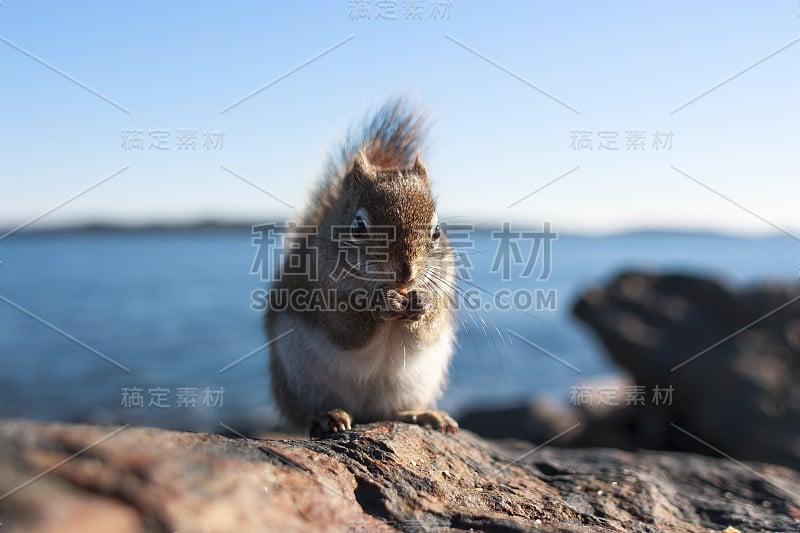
xmin=271 ymin=312 xmax=455 ymax=421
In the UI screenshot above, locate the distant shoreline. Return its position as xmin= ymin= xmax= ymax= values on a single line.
xmin=0 ymin=221 xmax=255 ymax=236
xmin=0 ymin=220 xmax=794 ymax=240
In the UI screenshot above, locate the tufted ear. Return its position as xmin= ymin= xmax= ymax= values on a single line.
xmin=350 ymin=149 xmax=375 ymax=179
xmin=412 ymin=151 xmax=429 ymax=185
xmin=353 ymin=149 xmax=373 ymax=175
xmin=346 ymin=149 xmax=373 ymax=187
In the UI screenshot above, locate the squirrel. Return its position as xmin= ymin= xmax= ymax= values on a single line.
xmin=265 ymin=98 xmax=458 ymax=437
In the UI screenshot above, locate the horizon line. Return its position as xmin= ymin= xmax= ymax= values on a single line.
xmin=0 ymin=218 xmax=796 ymax=240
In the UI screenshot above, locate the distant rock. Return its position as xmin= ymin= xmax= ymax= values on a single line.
xmin=460 ymin=271 xmax=800 ymax=475
xmin=458 ymin=395 xmax=584 ymax=445
xmin=572 ymin=271 xmax=800 ymax=471
xmin=459 ymin=374 xmax=642 ymax=451
xmin=1 ymin=420 xmax=798 ymax=532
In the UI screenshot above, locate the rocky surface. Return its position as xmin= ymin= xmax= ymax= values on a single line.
xmin=1 ymin=419 xmax=799 ymax=532
xmin=573 ymin=271 xmax=800 ymax=470
xmin=462 ymin=271 xmax=800 ymax=472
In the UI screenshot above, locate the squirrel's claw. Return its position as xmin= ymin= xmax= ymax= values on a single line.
xmin=309 ymin=408 xmax=353 ymax=438
xmin=394 ymin=409 xmax=459 ymax=435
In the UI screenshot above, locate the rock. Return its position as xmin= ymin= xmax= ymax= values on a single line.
xmin=459 ymin=376 xmax=650 ymax=452
xmin=573 ymin=271 xmax=800 ymax=470
xmin=458 ymin=395 xmax=583 ymax=445
xmin=1 ymin=420 xmax=799 ymax=532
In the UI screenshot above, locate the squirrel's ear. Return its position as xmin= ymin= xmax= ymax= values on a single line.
xmin=412 ymin=151 xmax=429 ymax=184
xmin=348 ymin=149 xmax=373 ymax=183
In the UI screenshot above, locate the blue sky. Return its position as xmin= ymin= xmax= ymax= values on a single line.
xmin=1 ymin=1 xmax=799 ymax=234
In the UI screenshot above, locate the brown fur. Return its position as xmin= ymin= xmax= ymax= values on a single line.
xmin=265 ymin=98 xmax=456 ymax=429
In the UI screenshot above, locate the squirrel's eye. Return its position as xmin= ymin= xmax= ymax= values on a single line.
xmin=431 ymin=223 xmax=441 ymax=241
xmin=351 ymin=215 xmax=367 ymax=233
xmin=350 ymin=209 xmax=369 ymax=238
xmin=351 ymin=215 xmax=367 ymax=230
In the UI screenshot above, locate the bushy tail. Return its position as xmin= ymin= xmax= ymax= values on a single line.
xmin=325 ymin=96 xmax=429 ymax=180
xmin=304 ymin=97 xmax=429 ymax=225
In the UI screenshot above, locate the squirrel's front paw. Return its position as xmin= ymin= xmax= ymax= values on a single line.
xmin=309 ymin=408 xmax=352 ymax=438
xmin=382 ymin=289 xmax=432 ymax=321
xmin=383 ymin=289 xmax=409 ymax=317
xmin=395 ymin=409 xmax=459 ymax=434
xmin=404 ymin=290 xmax=432 ymax=320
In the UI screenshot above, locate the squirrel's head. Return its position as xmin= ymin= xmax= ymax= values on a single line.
xmin=327 ymin=149 xmax=450 ymax=294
